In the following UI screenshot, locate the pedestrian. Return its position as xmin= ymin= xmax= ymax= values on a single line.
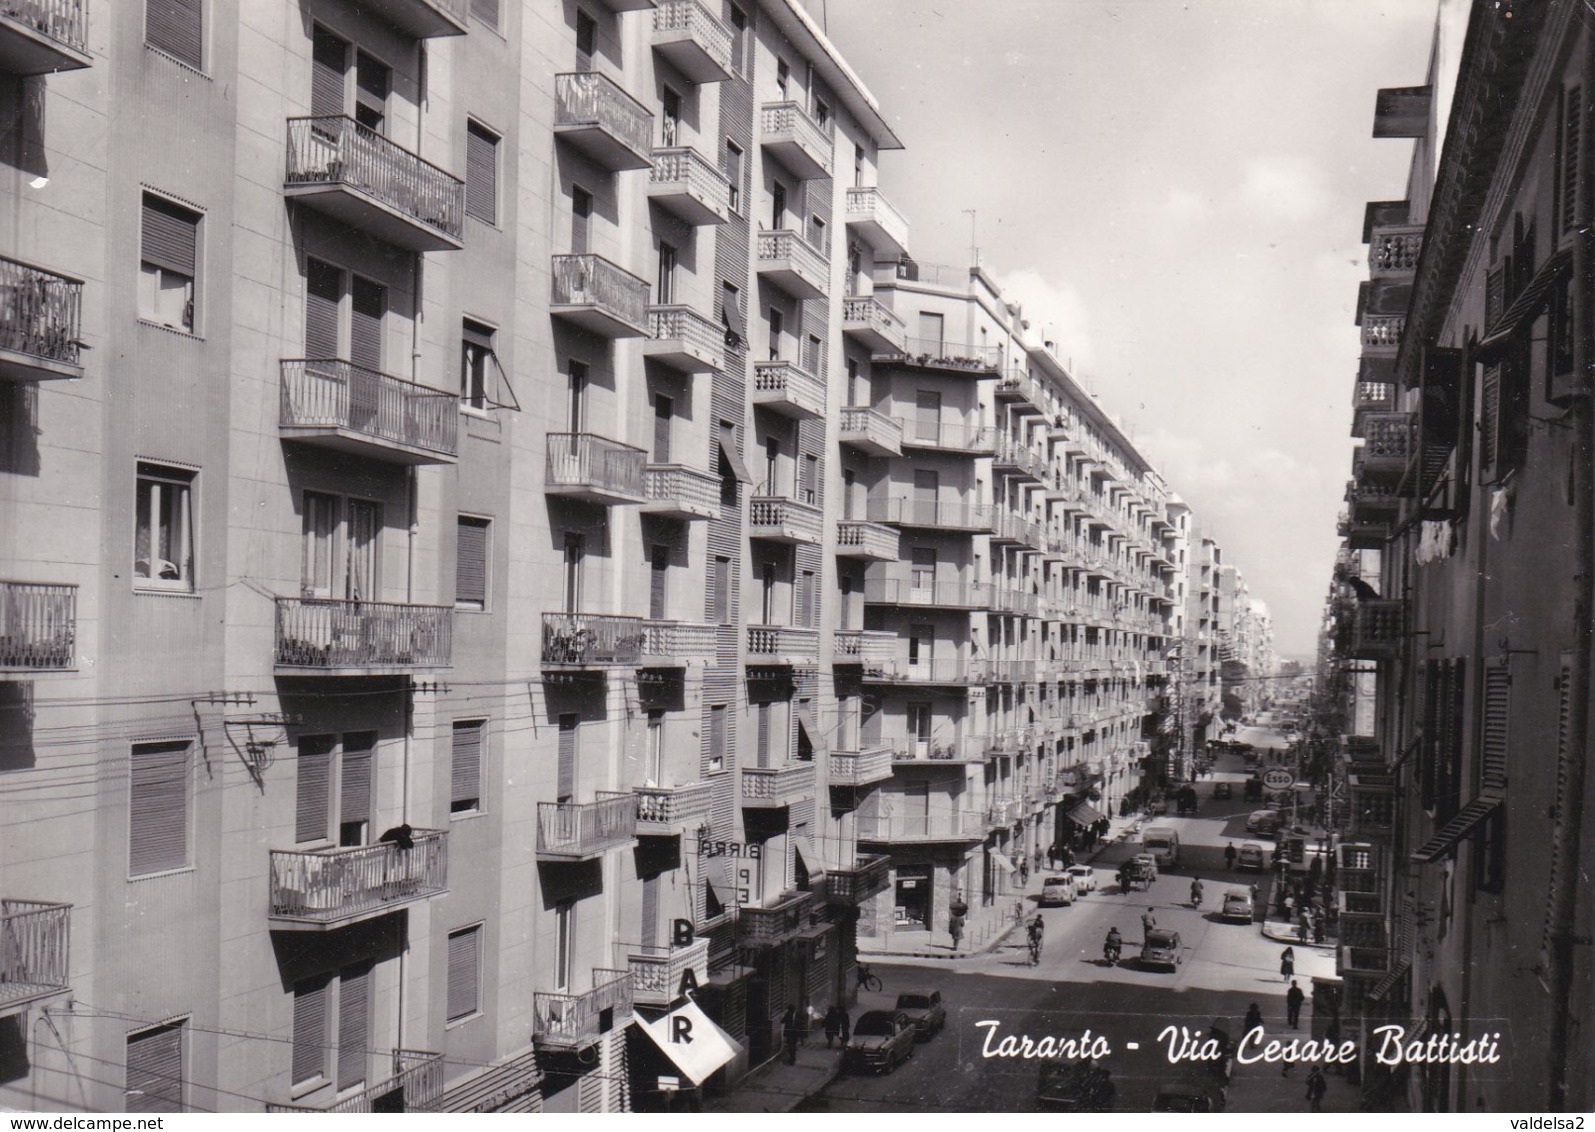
xmin=949 ymin=913 xmax=964 ymax=951
xmin=1018 ymin=857 xmax=1029 ymax=886
xmin=822 ymin=1004 xmax=843 ymax=1049
xmin=1281 ymin=945 xmax=1295 ymax=981
xmin=1286 ymin=979 xmax=1305 ymax=1029
xmin=1298 ymin=910 xmax=1310 ymax=942
xmin=1314 ymin=915 xmax=1327 ymax=945
xmin=1305 ymin=1066 xmax=1327 ymax=1111
xmin=1244 ymin=1002 xmax=1264 ymax=1036
xmin=781 ymin=1005 xmax=799 ymax=1064
xmin=1224 ymin=842 xmax=1237 ymax=870
xmin=839 ymin=1005 xmax=851 ymax=1047
xmin=1142 ymin=907 xmax=1157 ymax=939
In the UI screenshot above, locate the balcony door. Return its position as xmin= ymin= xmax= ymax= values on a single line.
xmin=656 ymin=242 xmax=676 ymax=306
xmin=771 ymin=181 xmax=787 ymax=231
xmin=915 ymin=389 xmax=941 ymax=444
xmin=563 ymin=533 xmax=584 ymax=614
xmin=295 ymin=731 xmax=376 ymax=849
xmin=653 ymin=394 xmax=672 ymax=463
xmin=913 ymin=468 xmax=938 ymax=525
xmin=302 ymin=492 xmax=381 ymax=602
xmin=908 ymin=701 xmax=932 ymax=759
xmin=311 ymin=27 xmax=390 ymax=136
xmin=760 ymin=561 xmax=776 ymax=625
xmin=917 ymin=311 xmax=944 ymax=354
xmin=908 ymin=622 xmax=934 ymax=671
xmin=660 ymin=87 xmax=681 ymax=147
xmin=910 ymin=548 xmax=936 ymax=602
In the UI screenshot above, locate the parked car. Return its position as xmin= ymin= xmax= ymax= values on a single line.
xmin=1212 ymin=781 xmax=1233 ymax=800
xmin=1040 ymin=875 xmax=1078 ymax=906
xmin=1236 ymin=842 xmax=1268 ymax=870
xmin=1220 ymin=887 xmax=1254 ymax=922
xmin=894 ymin=990 xmax=946 ymax=1040
xmin=1151 ymin=1078 xmax=1227 ymax=1112
xmin=1064 ymin=863 xmax=1096 ymax=893
xmin=1246 ymin=809 xmax=1281 ymax=835
xmin=1141 ymin=928 xmax=1182 ymax=970
xmin=1038 ymin=1060 xmax=1116 ymax=1111
xmin=1133 ymin=852 xmax=1160 ymax=880
xmin=1147 ymin=796 xmax=1169 ymax=816
xmin=843 ymin=1011 xmax=916 ymax=1074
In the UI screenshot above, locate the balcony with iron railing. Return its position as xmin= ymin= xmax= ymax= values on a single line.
xmin=274 ymin=598 xmax=452 ymax=673
xmin=828 ymin=745 xmax=894 ymax=787
xmin=285 ymin=117 xmax=464 ymax=251
xmin=888 ymin=735 xmax=988 ymax=764
xmin=862 ymin=577 xmax=992 ymax=609
xmin=627 ymin=937 xmax=710 ymax=1008
xmin=643 ymin=462 xmax=721 ymax=521
xmin=1349 ymin=599 xmax=1405 ymax=660
xmin=648 ymin=144 xmax=731 ymax=224
xmin=651 ymin=0 xmax=732 ymax=82
xmin=835 ymin=519 xmax=897 ymax=560
xmin=995 ymin=370 xmax=1048 ymax=413
xmin=550 ymin=254 xmax=650 ymax=337
xmin=0 ymin=255 xmax=85 ymax=382
xmin=755 ymin=230 xmax=829 ymax=302
xmin=631 ymin=780 xmax=713 ymax=836
xmin=857 ymin=810 xmax=985 ymax=842
xmin=533 ymin=969 xmax=633 ymax=1051
xmin=866 ymin=497 xmax=993 ymax=532
xmin=537 ymin=796 xmax=637 ymax=860
xmin=0 ymin=900 xmax=70 ymax=1016
xmin=738 ymin=889 xmax=817 ymax=947
xmin=0 ymin=0 xmax=91 ymax=74
xmin=992 ymin=438 xmax=1047 ymax=482
xmin=268 ymin=830 xmax=447 ymax=930
xmin=268 ymin=1050 xmax=444 ymax=1113
xmin=741 ymin=762 xmax=816 ymax=809
xmin=279 ymin=359 xmax=457 ymax=465
xmin=554 ymin=71 xmax=653 ymax=170
xmin=896 ymin=418 xmax=995 ymax=454
xmin=988 ymin=510 xmax=1043 ymax=549
xmin=844 ymin=186 xmax=909 ymax=257
xmin=0 ymin=580 xmax=75 ymax=672
xmin=748 ymin=495 xmax=822 ymax=544
xmin=837 ymin=405 xmax=902 ymax=456
xmin=1346 ymin=479 xmax=1400 ymax=522
xmin=1369 ymin=225 xmax=1422 ymax=277
xmin=545 ymin=431 xmax=647 ymax=503
xmin=821 ymin=853 xmax=891 ymax=906
xmin=746 ymin=624 xmax=820 ymax=665
xmin=841 ymin=295 xmax=907 ymax=354
xmin=759 ymin=101 xmax=833 ymax=180
xmin=832 ymin=628 xmax=894 ymax=669
xmin=861 ymin=657 xmax=989 ymax=685
xmin=644 ymin=303 xmax=724 ymax=374
xmin=877 ymin=335 xmax=1002 ymax=374
xmin=751 ymin=358 xmax=826 ymax=419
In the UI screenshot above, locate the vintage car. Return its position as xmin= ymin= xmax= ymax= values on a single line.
xmin=1038 ymin=1060 xmax=1116 ymax=1111
xmin=1064 ymin=863 xmax=1097 ymax=892
xmin=894 ymin=990 xmax=947 ymax=1040
xmin=1141 ymin=928 xmax=1183 ymax=970
xmin=1221 ymin=887 xmax=1255 ymax=922
xmin=843 ymin=1010 xmax=916 ymax=1074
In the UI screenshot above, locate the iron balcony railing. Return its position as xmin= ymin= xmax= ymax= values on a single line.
xmin=889 ymin=736 xmax=986 ymax=763
xmin=992 ymin=438 xmax=1047 ymax=480
xmin=862 ymin=577 xmax=993 ymax=609
xmin=835 ymin=519 xmax=897 ymax=559
xmin=989 ymin=510 xmax=1042 ymax=546
xmin=822 ymin=853 xmax=891 ymax=906
xmin=759 ymin=101 xmax=834 ymax=176
xmin=644 ymin=463 xmax=721 ymax=519
xmin=545 ymin=431 xmax=647 ymax=499
xmin=738 ymin=890 xmax=815 ymax=946
xmin=533 ymin=970 xmax=633 ymax=1050
xmin=863 ymin=657 xmax=989 ymax=684
xmin=280 ymin=359 xmax=458 ymax=459
xmin=274 ymin=598 xmax=452 ymax=670
xmin=751 ymin=359 xmax=826 ymax=417
xmin=647 ymin=304 xmax=724 ymax=370
xmin=537 ymin=797 xmax=637 ymax=859
xmin=652 ymin=0 xmax=733 ymax=73
xmin=0 ymin=900 xmax=70 ymax=1012
xmin=542 ymin=611 xmax=646 ymax=666
xmin=627 ymin=937 xmax=709 ymax=1007
xmin=1 ymin=0 xmax=89 ymax=57
xmin=550 ymin=254 xmax=650 ymax=334
xmin=555 ymin=71 xmax=653 ymax=158
xmin=741 ymin=762 xmax=816 ymax=807
xmin=844 ymin=186 xmax=909 ymax=250
xmin=755 ymin=230 xmax=830 ymax=295
xmin=883 ymin=335 xmax=1003 ymax=373
xmin=867 ymin=497 xmax=994 ymax=530
xmin=856 ymin=811 xmax=985 ymax=842
xmin=896 ymin=418 xmax=995 ymax=453
xmin=995 ymin=370 xmax=1047 ymax=410
xmin=0 ymin=581 xmax=75 ymax=670
xmin=268 ymin=1050 xmax=444 ymax=1114
xmin=268 ymin=831 xmax=448 ymax=926
xmin=632 ymin=780 xmax=713 ymax=833
xmin=841 ymin=295 xmax=907 ymax=351
xmin=284 ymin=116 xmax=464 ymax=242
xmin=837 ymin=406 xmax=902 ymax=453
xmin=748 ymin=495 xmax=823 ymax=543
xmin=828 ymin=746 xmax=893 ymax=786
xmin=746 ymin=624 xmax=820 ymax=664
xmin=0 ymin=254 xmax=84 ymax=378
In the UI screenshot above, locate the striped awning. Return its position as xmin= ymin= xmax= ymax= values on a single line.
xmin=1067 ymin=801 xmax=1105 ymax=826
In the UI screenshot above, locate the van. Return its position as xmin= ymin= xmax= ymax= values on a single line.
xmin=1040 ymin=875 xmax=1077 ymax=906
xmin=1142 ymin=825 xmax=1180 ymax=868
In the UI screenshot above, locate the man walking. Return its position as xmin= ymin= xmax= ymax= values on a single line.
xmin=1305 ymin=1066 xmax=1327 ymax=1111
xmin=1286 ymin=979 xmax=1305 ymax=1029
xmin=1142 ymin=907 xmax=1157 ymax=940
xmin=1224 ymin=841 xmax=1238 ymax=870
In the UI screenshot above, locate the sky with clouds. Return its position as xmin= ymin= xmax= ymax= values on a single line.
xmin=818 ymin=0 xmax=1438 ymax=659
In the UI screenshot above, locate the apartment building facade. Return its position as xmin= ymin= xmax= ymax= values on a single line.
xmin=1324 ymin=0 xmax=1594 ymax=1111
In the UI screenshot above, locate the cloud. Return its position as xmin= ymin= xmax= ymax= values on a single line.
xmin=993 ymin=267 xmax=1095 ymax=369
xmin=1238 ymin=155 xmax=1331 ymax=222
xmin=1163 ymin=186 xmax=1210 ymax=221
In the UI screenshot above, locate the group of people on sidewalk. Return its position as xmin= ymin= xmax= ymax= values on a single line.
xmin=779 ymin=1003 xmax=854 ymax=1065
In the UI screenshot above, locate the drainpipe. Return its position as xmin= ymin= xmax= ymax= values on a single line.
xmin=1547 ymin=29 xmax=1595 ymax=1113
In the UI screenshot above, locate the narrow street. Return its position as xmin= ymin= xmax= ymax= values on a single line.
xmin=805 ymin=724 xmax=1338 ymax=1112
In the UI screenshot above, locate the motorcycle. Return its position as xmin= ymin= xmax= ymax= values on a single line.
xmin=1103 ymin=938 xmax=1122 ymax=966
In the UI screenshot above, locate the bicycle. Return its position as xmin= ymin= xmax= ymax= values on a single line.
xmin=856 ymin=962 xmax=882 ymax=993
xmin=1028 ymin=935 xmax=1043 ymax=966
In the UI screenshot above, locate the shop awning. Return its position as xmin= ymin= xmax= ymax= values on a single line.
xmin=989 ymin=851 xmax=1017 ymax=875
xmin=1409 ymin=794 xmax=1501 ymax=863
xmin=633 ymin=1003 xmax=741 ymax=1086
xmin=1067 ymin=801 xmax=1105 ymax=826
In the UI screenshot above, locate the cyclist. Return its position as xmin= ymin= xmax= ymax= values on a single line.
xmin=1141 ymin=907 xmax=1157 ymax=939
xmin=1027 ymin=915 xmax=1045 ymax=965
xmin=1103 ymin=926 xmax=1123 ymax=965
xmin=855 ymin=962 xmax=879 ymax=992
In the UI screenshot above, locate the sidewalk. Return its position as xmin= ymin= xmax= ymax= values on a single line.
xmin=702 ymin=1039 xmax=844 ymax=1113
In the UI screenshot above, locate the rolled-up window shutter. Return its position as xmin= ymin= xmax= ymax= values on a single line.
xmin=304 ymin=259 xmax=342 ymax=359
xmin=456 ymin=518 xmax=488 ymax=608
xmin=641 ymin=875 xmax=659 ymax=949
xmin=147 ymin=0 xmax=203 ymax=70
xmin=470 ymin=0 xmax=500 ymax=29
xmin=340 ymin=733 xmax=374 ymax=834
xmin=466 ymin=122 xmax=498 ymax=224
xmin=451 ymin=720 xmax=482 ymax=812
xmin=130 ymin=741 xmax=190 ymax=876
xmin=311 ymin=28 xmax=347 ymax=119
xmin=349 ymin=277 xmax=383 ymax=372
xmin=293 ymin=978 xmax=329 ymax=1085
xmin=126 ymin=1021 xmax=185 ymax=1113
xmin=447 ymin=926 xmax=480 ymax=1021
xmin=557 ymin=715 xmax=577 ymax=802
xmin=296 ymin=735 xmax=334 ymax=843
xmin=142 ymin=197 xmax=197 ymax=276
xmin=337 ymin=965 xmax=370 ymax=1092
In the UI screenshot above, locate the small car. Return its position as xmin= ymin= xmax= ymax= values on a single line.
xmin=1151 ymin=1078 xmax=1227 ymax=1112
xmin=1148 ymin=796 xmax=1169 ymax=816
xmin=1236 ymin=842 xmax=1268 ymax=870
xmin=894 ymin=990 xmax=946 ymax=1040
xmin=842 ymin=1010 xmax=916 ymax=1074
xmin=1141 ymin=928 xmax=1182 ymax=970
xmin=1132 ymin=852 xmax=1160 ymax=880
xmin=1221 ymin=887 xmax=1254 ymax=922
xmin=1212 ymin=781 xmax=1233 ymax=800
xmin=1040 ymin=875 xmax=1077 ymax=906
xmin=1038 ymin=1060 xmax=1116 ymax=1111
xmin=1247 ymin=809 xmax=1281 ymax=835
xmin=1064 ymin=863 xmax=1096 ymax=893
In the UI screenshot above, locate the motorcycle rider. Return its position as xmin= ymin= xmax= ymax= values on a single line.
xmin=1103 ymin=925 xmax=1123 ymax=964
xmin=1190 ymin=877 xmax=1205 ymax=907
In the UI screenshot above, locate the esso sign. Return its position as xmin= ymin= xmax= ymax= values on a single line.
xmin=1262 ymin=769 xmax=1295 ymax=790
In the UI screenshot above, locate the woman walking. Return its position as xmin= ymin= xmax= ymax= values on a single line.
xmin=1280 ymin=945 xmax=1295 ymax=982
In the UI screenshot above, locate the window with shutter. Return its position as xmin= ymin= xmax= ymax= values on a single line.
xmin=130 ymin=741 xmax=191 ymax=877
xmin=1480 ymin=363 xmax=1501 ymax=476
xmin=756 ymin=702 xmax=771 ymax=768
xmin=1484 ymin=266 xmax=1505 ymax=330
xmin=461 ymin=319 xmax=495 ymax=410
xmin=339 ymin=733 xmax=375 ymax=846
xmin=653 ymin=394 xmax=672 ymax=463
xmin=451 ymin=720 xmax=483 ymax=814
xmin=353 ymin=52 xmax=389 ymax=134
xmin=471 ymin=0 xmax=500 ymax=29
xmin=140 ymin=195 xmax=199 ymax=332
xmin=447 ymin=926 xmax=481 ymax=1022
xmin=310 ymin=26 xmax=347 ymax=119
xmin=126 ymin=1020 xmax=185 ymax=1113
xmin=713 ymin=557 xmax=730 ymax=623
xmin=1420 ymin=659 xmax=1440 ymax=812
xmin=650 ymin=544 xmax=668 ymax=621
xmin=571 ymin=186 xmax=592 ymax=254
xmin=1563 ymin=86 xmax=1583 ymax=235
xmin=1481 ymin=662 xmax=1509 ymax=792
xmin=348 ymin=277 xmax=384 ymax=372
xmin=456 ymin=517 xmax=490 ymax=610
xmin=337 ymin=964 xmax=371 ymax=1092
xmin=641 ymin=875 xmax=659 ymax=949
xmin=296 ymin=734 xmax=335 ymax=844
xmin=304 ymin=259 xmax=342 ymax=359
xmin=465 ymin=121 xmax=499 ymax=225
xmin=709 ymin=704 xmax=726 ymax=772
xmin=557 ymin=714 xmax=577 ymax=803
xmin=293 ymin=978 xmax=330 ymax=1085
xmin=146 ymin=0 xmax=203 ymax=71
